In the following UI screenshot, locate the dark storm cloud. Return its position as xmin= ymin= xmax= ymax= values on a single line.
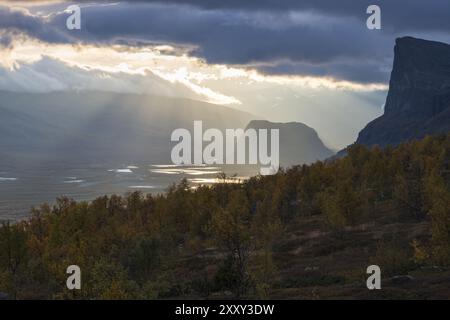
xmin=259 ymin=61 xmax=392 ymax=84
xmin=48 ymin=2 xmax=394 ymax=83
xmin=0 ymin=5 xmax=73 ymax=45
xmin=1 ymin=1 xmax=448 ymax=83
xmin=137 ymin=0 xmax=450 ymax=33
xmin=80 ymin=3 xmax=387 ymax=64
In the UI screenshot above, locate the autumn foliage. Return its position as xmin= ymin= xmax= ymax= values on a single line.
xmin=0 ymin=134 xmax=449 ymax=299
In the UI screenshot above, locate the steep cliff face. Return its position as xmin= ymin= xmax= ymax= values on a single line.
xmin=356 ymin=37 xmax=450 ymax=147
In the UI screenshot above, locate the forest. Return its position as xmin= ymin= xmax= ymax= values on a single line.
xmin=1 ymin=133 xmax=449 ymax=299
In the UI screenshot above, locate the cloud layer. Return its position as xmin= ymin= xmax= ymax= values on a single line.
xmin=3 ymin=1 xmax=448 ymax=84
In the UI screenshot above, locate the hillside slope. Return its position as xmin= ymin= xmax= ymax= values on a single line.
xmin=246 ymin=120 xmax=334 ymax=167
xmin=0 ymin=90 xmax=254 ymax=166
xmin=1 ymin=134 xmax=449 ymax=299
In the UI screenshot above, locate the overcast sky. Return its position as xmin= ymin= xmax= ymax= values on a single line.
xmin=0 ymin=0 xmax=449 ymax=148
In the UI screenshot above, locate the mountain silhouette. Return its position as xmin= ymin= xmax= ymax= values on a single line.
xmin=245 ymin=120 xmax=334 ymax=167
xmin=356 ymin=37 xmax=450 ymax=147
xmin=0 ymin=91 xmax=254 ymax=167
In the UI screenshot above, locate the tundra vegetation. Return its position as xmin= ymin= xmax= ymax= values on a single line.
xmin=0 ymin=134 xmax=449 ymax=299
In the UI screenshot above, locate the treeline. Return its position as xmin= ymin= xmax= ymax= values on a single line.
xmin=0 ymin=134 xmax=449 ymax=299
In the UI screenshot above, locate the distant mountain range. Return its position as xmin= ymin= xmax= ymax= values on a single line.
xmin=0 ymin=91 xmax=253 ymax=167
xmin=7 ymin=36 xmax=449 ymax=173
xmin=356 ymin=37 xmax=450 ymax=147
xmin=0 ymin=91 xmax=332 ymax=169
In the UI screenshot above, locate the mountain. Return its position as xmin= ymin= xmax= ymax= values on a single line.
xmin=0 ymin=90 xmax=254 ymax=167
xmin=0 ymin=91 xmax=335 ymax=170
xmin=245 ymin=120 xmax=334 ymax=167
xmin=356 ymin=37 xmax=450 ymax=147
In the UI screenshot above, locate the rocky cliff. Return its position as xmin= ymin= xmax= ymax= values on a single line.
xmin=356 ymin=37 xmax=450 ymax=147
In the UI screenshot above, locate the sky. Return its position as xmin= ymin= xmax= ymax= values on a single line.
xmin=0 ymin=0 xmax=449 ymax=149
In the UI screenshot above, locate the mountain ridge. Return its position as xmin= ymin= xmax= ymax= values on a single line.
xmin=246 ymin=119 xmax=334 ymax=167
xmin=0 ymin=90 xmax=255 ymax=167
xmin=0 ymin=90 xmax=333 ymax=169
